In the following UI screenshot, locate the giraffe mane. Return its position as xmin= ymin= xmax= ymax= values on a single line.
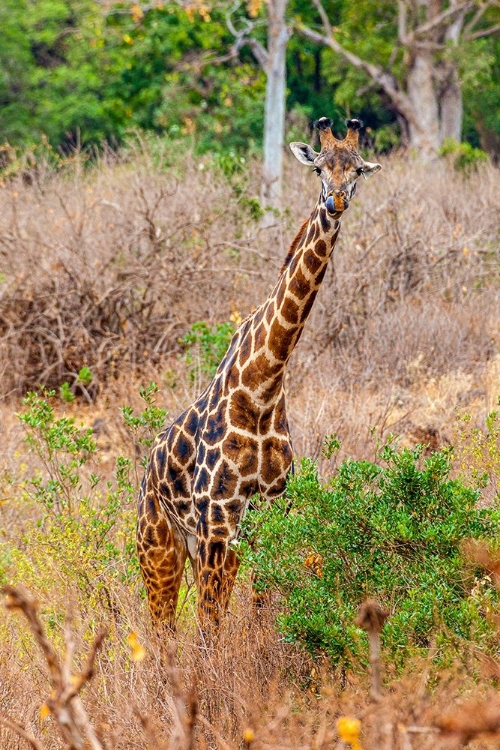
xmin=279 ymin=217 xmax=309 ymax=275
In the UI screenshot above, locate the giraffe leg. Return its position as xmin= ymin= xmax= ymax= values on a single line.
xmin=220 ymin=547 xmax=240 ymax=614
xmin=137 ymin=490 xmax=187 ymax=630
xmin=196 ymin=536 xmax=239 ymax=632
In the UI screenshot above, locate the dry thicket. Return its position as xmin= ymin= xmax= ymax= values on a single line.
xmin=1 ymin=142 xmax=498 ymax=461
xmin=0 ymin=146 xmax=498 ymax=396
xmin=3 ymin=575 xmax=500 ymax=750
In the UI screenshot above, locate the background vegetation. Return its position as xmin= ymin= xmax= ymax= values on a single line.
xmin=0 ymin=0 xmax=499 ymax=158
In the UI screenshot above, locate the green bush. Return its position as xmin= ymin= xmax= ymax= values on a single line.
xmin=0 ymin=386 xmax=166 ymax=614
xmin=241 ymin=439 xmax=500 ymax=669
xmin=180 ymin=319 xmax=236 ymax=382
xmin=439 ymin=138 xmax=489 ymax=172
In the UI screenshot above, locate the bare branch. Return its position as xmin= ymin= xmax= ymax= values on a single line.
xmin=245 ymin=37 xmax=269 ymax=69
xmin=295 ymin=16 xmax=419 ymax=128
xmin=224 ymin=0 xmax=269 ymax=70
xmin=0 ymin=712 xmax=46 ymax=750
xmin=3 ymin=585 xmax=62 ymax=690
xmin=463 ymin=0 xmax=497 ymax=36
xmin=464 ymin=22 xmax=500 ymax=39
xmin=2 ymin=585 xmax=107 ymax=750
xmin=413 ymin=0 xmax=474 ymax=37
xmin=398 ymin=0 xmax=409 ymax=44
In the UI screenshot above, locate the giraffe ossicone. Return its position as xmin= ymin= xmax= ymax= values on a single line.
xmin=137 ymin=118 xmax=382 ymax=632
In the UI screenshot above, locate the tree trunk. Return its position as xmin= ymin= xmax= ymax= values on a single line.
xmin=438 ymin=2 xmax=465 ymax=143
xmin=406 ymin=49 xmax=440 ymax=158
xmin=261 ymin=0 xmax=289 ymax=218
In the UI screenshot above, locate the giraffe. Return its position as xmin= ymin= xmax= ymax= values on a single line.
xmin=137 ymin=117 xmax=382 ymax=632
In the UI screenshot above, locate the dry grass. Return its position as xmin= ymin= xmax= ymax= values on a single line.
xmin=2 ymin=579 xmax=500 ymax=750
xmin=0 ymin=144 xmax=499 ymax=748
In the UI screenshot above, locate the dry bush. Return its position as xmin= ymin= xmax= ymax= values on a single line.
xmin=0 ymin=144 xmax=498 ymax=408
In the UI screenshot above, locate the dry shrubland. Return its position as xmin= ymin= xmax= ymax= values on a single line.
xmin=0 ymin=143 xmax=499 ymax=748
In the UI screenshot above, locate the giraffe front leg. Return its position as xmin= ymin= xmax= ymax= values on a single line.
xmin=196 ymin=534 xmax=240 ymax=633
xmin=137 ymin=489 xmax=187 ymax=631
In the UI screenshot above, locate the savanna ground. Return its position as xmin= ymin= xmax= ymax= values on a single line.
xmin=0 ymin=141 xmax=499 ymax=749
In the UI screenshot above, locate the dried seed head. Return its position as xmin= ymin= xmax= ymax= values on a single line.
xmin=355 ymin=599 xmax=389 ymax=634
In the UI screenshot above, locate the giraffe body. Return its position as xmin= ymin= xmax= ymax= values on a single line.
xmin=137 ymin=118 xmax=381 ymax=630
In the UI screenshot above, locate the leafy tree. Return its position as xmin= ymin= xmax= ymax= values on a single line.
xmin=296 ymin=0 xmax=500 ymax=158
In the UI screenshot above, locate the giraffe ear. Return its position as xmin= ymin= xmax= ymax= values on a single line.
xmin=289 ymin=142 xmax=318 ymax=166
xmin=361 ymin=161 xmax=382 ymax=179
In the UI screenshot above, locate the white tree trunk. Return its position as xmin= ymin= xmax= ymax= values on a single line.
xmin=438 ymin=2 xmax=464 ymax=143
xmin=406 ymin=49 xmax=440 ymax=159
xmin=261 ymin=0 xmax=289 ymax=217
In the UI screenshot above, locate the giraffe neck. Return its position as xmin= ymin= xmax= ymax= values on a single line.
xmin=228 ymin=202 xmax=341 ymax=404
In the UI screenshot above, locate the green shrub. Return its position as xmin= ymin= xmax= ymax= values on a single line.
xmin=180 ymin=320 xmax=236 ymax=382
xmin=241 ymin=439 xmax=500 ymax=669
xmin=0 ymin=389 xmax=145 ymax=617
xmin=439 ymin=138 xmax=488 ymax=172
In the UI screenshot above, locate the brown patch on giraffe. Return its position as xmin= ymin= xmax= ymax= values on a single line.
xmin=267 ymin=477 xmax=288 ymax=497
xmin=303 ymin=248 xmax=323 ymax=275
xmin=241 ymin=351 xmax=281 ymax=390
xmin=261 ymin=436 xmax=293 ymax=484
xmin=222 ymin=431 xmax=258 ymax=476
xmin=300 ymin=294 xmax=316 ymax=323
xmin=281 ymin=295 xmax=300 ymax=325
xmin=210 ymin=504 xmax=226 ymax=524
xmin=259 ymin=405 xmax=275 ymax=435
xmin=315 ymin=239 xmax=328 ymax=257
xmin=227 ymin=363 xmax=240 ymax=390
xmin=276 ymin=281 xmax=285 ymax=308
xmin=273 ymin=402 xmax=288 ymax=433
xmin=268 ymin=319 xmax=294 ymax=362
xmin=183 ymin=408 xmax=199 ymax=436
xmin=239 ymin=478 xmax=258 ymax=499
xmin=204 ymin=399 xmax=227 ymax=445
xmin=238 ymin=332 xmax=252 ymax=367
xmin=174 ymin=431 xmax=194 ymax=466
xmin=288 ymin=252 xmax=299 ymax=276
xmin=253 ymin=321 xmax=267 ymax=351
xmin=288 ymin=267 xmax=310 ymax=300
xmin=265 ymin=303 xmax=275 ymax=326
xmin=315 ymin=265 xmax=327 ymax=286
xmin=206 ymin=447 xmax=221 ymax=470
xmin=229 ymin=389 xmax=259 ymax=432
xmin=319 ymin=208 xmax=330 ymax=233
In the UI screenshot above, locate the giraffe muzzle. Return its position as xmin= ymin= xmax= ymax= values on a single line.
xmin=326 ymin=191 xmax=348 ymax=215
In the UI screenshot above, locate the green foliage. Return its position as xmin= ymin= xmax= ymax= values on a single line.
xmin=121 ymin=381 xmax=168 ymax=468
xmin=1 ymin=389 xmax=140 ymax=615
xmin=19 ymin=390 xmax=97 ymax=513
xmin=454 ymin=400 xmax=500 ymax=496
xmin=439 ymin=139 xmax=489 ymax=172
xmin=241 ymin=440 xmax=500 ymax=669
xmin=180 ymin=320 xmax=236 ymax=382
xmin=1 ymin=0 xmax=499 ymax=157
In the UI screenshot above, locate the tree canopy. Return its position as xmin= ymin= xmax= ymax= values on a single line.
xmin=0 ymin=0 xmax=499 ymax=156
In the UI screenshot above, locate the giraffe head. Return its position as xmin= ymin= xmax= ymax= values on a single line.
xmin=290 ymin=118 xmax=381 ymax=217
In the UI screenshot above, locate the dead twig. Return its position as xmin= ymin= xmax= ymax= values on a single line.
xmin=2 ymin=585 xmax=108 ymax=750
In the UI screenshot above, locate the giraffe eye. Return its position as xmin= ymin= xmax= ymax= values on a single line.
xmin=313 ymin=167 xmax=321 ymax=175
xmin=356 ymin=167 xmax=365 ymax=176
